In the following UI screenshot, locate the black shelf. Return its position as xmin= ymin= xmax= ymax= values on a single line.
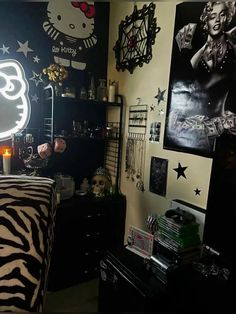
xmin=43 ymin=84 xmax=124 ymax=193
xmin=49 ymin=94 xmax=123 ymax=109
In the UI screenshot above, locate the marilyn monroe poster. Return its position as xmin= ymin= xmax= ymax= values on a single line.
xmin=164 ymin=1 xmax=236 ymax=157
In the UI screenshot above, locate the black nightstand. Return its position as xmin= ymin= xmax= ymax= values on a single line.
xmin=47 ymin=193 xmax=126 ymax=291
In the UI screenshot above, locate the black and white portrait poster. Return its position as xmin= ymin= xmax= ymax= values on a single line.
xmin=149 ymin=156 xmax=168 ymax=196
xmin=164 ymin=2 xmax=236 ymax=156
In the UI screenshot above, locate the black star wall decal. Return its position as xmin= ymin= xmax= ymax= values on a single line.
xmin=150 ymin=104 xmax=155 ymax=111
xmin=173 ymin=162 xmax=188 ymax=179
xmin=194 ymin=188 xmax=201 ymax=195
xmin=155 ymin=88 xmax=166 ymax=105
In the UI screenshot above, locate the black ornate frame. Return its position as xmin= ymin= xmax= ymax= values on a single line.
xmin=113 ymin=3 xmax=160 ymax=74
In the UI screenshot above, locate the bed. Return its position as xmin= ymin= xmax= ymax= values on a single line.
xmin=0 ymin=175 xmax=57 ymax=312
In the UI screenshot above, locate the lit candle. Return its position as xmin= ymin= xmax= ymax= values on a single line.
xmin=3 ymin=148 xmax=11 ymax=175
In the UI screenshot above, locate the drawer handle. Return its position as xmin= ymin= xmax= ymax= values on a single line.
xmin=100 ymin=260 xmax=107 ymax=269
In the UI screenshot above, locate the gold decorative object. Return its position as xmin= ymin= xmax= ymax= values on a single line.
xmin=43 ymin=63 xmax=68 ymax=86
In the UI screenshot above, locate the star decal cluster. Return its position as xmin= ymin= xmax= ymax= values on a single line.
xmin=0 ymin=39 xmax=43 ymax=101
xmin=149 ymin=87 xmax=167 ymax=113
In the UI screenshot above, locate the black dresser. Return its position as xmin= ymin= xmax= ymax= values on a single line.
xmin=47 ymin=193 xmax=126 ymax=291
xmin=98 ymin=247 xmax=170 ymax=312
xmin=98 ymin=247 xmax=235 ymax=312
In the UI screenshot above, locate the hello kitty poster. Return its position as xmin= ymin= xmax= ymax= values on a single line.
xmin=43 ymin=1 xmax=97 ymax=70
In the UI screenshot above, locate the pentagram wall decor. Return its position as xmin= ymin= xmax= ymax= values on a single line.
xmin=113 ymin=3 xmax=160 ymax=74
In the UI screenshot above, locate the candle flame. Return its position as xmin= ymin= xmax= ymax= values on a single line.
xmin=3 ymin=148 xmax=12 ymax=157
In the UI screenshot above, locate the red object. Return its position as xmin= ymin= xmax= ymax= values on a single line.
xmin=71 ymin=1 xmax=95 ymax=18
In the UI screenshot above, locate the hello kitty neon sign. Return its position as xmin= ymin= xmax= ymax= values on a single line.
xmin=0 ymin=59 xmax=31 ymax=141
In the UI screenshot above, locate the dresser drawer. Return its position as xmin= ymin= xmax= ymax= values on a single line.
xmin=79 ymin=265 xmax=99 ymax=282
xmin=77 ymin=230 xmax=106 ymax=249
xmin=81 ymin=211 xmax=105 ymax=228
xmin=79 ymin=248 xmax=101 ymax=267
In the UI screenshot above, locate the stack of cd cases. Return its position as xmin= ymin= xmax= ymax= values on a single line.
xmin=155 ymin=209 xmax=201 ymax=266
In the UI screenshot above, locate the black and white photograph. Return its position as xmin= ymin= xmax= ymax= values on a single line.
xmin=149 ymin=122 xmax=161 ymax=143
xmin=164 ymin=1 xmax=236 ymax=156
xmin=149 ymin=156 xmax=168 ymax=196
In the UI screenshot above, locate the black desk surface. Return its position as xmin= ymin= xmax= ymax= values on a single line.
xmin=101 ymin=246 xmax=235 ymax=312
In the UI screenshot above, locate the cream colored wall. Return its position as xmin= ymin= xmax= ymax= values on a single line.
xmin=107 ymin=1 xmax=213 ymax=242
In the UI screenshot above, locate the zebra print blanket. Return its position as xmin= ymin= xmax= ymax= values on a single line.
xmin=0 ymin=175 xmax=56 ymax=312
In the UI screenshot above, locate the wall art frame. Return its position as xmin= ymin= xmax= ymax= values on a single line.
xmin=113 ymin=2 xmax=160 ymax=74
xmin=149 ymin=156 xmax=168 ymax=197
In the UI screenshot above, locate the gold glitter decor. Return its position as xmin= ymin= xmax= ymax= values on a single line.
xmin=43 ymin=63 xmax=68 ymax=85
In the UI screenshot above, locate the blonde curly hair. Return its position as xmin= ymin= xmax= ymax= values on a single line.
xmin=200 ymin=1 xmax=236 ymax=33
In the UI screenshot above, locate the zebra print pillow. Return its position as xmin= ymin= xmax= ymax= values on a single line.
xmin=0 ymin=175 xmax=56 ymax=312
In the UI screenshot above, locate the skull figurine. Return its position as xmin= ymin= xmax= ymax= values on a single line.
xmin=91 ymin=167 xmax=112 ymax=197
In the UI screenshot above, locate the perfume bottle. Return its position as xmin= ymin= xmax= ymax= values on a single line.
xmin=97 ymin=79 xmax=107 ymax=101
xmin=88 ymin=73 xmax=95 ymax=100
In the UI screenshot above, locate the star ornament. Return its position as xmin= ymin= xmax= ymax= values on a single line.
xmin=155 ymin=88 xmax=166 ymax=105
xmin=30 ymin=71 xmax=43 ymax=87
xmin=194 ymin=188 xmax=201 ymax=195
xmin=17 ymin=40 xmax=33 ymax=58
xmin=150 ymin=104 xmax=155 ymax=111
xmin=31 ymin=94 xmax=39 ymax=102
xmin=173 ymin=162 xmax=188 ymax=179
xmin=158 ymin=109 xmax=165 ymax=116
xmin=0 ymin=44 xmax=10 ymax=55
xmin=33 ymin=55 xmax=40 ymax=63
